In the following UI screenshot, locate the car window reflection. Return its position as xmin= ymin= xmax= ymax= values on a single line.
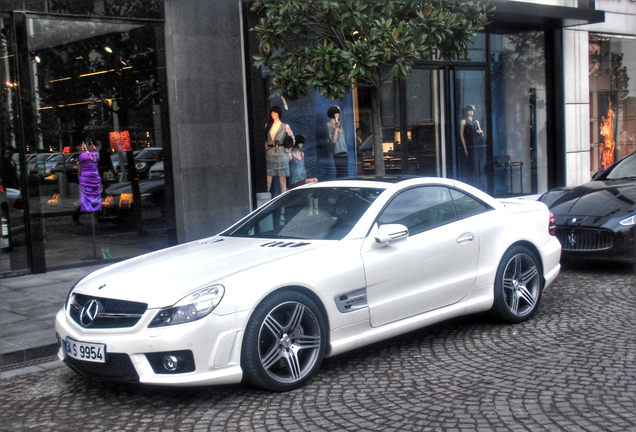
xmin=377 ymin=186 xmax=490 ymax=236
xmin=225 ymin=187 xmax=383 ymax=240
xmin=604 ymin=153 xmax=636 ymax=180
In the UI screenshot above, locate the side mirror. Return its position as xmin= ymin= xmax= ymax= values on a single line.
xmin=375 ymin=224 xmax=409 ymax=244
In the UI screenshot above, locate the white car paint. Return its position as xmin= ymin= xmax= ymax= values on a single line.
xmin=55 ymin=177 xmax=561 ymax=389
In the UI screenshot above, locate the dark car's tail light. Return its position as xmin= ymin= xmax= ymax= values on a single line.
xmin=549 ymin=211 xmax=557 ymax=236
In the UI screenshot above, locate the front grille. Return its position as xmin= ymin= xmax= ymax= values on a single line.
xmin=556 ymin=227 xmax=614 ymax=251
xmin=64 ymin=353 xmax=139 ymax=381
xmin=146 ymin=350 xmax=196 ymax=374
xmin=70 ymin=294 xmax=147 ymax=328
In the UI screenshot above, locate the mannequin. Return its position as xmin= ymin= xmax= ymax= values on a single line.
xmin=72 ymin=141 xmax=102 ymax=224
xmin=289 ymin=134 xmax=318 ymax=188
xmin=265 ymin=106 xmax=294 ymax=194
xmin=326 ymin=106 xmax=348 ymax=178
xmin=459 ymin=104 xmax=485 ymax=188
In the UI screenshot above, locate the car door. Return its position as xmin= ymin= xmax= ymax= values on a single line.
xmin=362 ymin=186 xmax=482 ymax=327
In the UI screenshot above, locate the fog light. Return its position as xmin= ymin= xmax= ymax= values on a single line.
xmin=163 ymin=355 xmax=178 ymax=371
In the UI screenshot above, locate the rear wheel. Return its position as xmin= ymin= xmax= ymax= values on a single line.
xmin=491 ymin=246 xmax=543 ymax=323
xmin=241 ymin=290 xmax=326 ymax=391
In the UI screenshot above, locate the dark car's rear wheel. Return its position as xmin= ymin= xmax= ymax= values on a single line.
xmin=491 ymin=245 xmax=543 ymax=323
xmin=241 ymin=290 xmax=326 ymax=392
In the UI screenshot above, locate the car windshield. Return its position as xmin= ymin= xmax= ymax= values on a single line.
xmin=603 ymin=153 xmax=636 ymax=180
xmin=223 ymin=187 xmax=384 ymax=240
xmin=136 ymin=149 xmax=162 ymax=159
xmin=37 ymin=153 xmax=53 ymax=161
xmin=47 ymin=154 xmax=65 ymax=163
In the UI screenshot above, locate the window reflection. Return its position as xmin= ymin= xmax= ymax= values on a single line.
xmin=589 ymin=34 xmax=636 ymax=174
xmin=489 ymin=31 xmax=547 ymax=195
xmin=26 ymin=16 xmax=170 ymax=269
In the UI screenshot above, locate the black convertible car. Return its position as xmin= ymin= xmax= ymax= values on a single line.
xmin=539 ymin=151 xmax=636 ymax=262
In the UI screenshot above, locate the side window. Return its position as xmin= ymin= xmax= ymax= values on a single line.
xmin=377 ymin=186 xmax=458 ymax=235
xmin=449 ymin=189 xmax=490 ymax=219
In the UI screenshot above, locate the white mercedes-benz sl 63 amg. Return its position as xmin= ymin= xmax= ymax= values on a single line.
xmin=55 ymin=177 xmax=561 ymax=391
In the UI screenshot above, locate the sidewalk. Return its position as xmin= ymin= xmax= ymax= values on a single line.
xmin=0 ymin=264 xmax=108 ymax=367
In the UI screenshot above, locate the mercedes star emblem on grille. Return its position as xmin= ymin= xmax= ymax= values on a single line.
xmin=80 ymin=299 xmax=103 ymax=327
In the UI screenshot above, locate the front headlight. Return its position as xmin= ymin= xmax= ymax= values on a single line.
xmin=148 ymin=285 xmax=225 ymax=327
xmin=64 ymin=276 xmax=88 ymax=310
xmin=620 ymin=215 xmax=636 ymax=226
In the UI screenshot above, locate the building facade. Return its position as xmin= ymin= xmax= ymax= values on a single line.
xmin=0 ymin=0 xmax=632 ymax=276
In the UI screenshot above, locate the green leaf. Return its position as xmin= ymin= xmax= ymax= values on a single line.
xmin=251 ymin=0 xmax=492 ymax=100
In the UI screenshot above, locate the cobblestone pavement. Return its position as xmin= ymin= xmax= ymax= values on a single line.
xmin=1 ymin=263 xmax=634 ymax=431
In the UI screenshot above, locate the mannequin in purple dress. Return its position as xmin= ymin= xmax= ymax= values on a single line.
xmin=72 ymin=142 xmax=102 ymax=224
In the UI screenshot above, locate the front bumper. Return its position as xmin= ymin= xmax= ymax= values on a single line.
xmin=556 ymin=225 xmax=636 ymax=262
xmin=55 ymin=307 xmax=249 ymax=387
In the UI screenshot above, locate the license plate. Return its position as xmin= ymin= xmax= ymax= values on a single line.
xmin=65 ymin=338 xmax=106 ymax=363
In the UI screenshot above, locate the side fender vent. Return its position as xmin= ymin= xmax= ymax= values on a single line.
xmin=335 ymin=288 xmax=368 ymax=313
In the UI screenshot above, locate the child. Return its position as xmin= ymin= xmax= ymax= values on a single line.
xmin=289 ymin=134 xmax=318 ymax=188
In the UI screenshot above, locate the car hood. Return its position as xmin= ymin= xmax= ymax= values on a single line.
xmin=541 ymin=179 xmax=636 ymax=225
xmin=73 ymin=236 xmax=325 ymax=308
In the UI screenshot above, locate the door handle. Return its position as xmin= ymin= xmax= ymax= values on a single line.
xmin=456 ymin=233 xmax=475 ymax=243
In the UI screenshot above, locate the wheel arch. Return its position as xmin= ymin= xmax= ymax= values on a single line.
xmin=244 ymin=285 xmax=332 ymax=355
xmin=506 ymin=240 xmax=546 ymax=288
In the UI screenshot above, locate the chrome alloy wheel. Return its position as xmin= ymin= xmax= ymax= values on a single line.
xmin=501 ymin=253 xmax=541 ymax=317
xmin=257 ymin=300 xmax=322 ymax=384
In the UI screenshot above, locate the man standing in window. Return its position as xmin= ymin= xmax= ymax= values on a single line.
xmin=326 ymin=106 xmax=348 ymax=178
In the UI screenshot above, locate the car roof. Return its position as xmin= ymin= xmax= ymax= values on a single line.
xmin=341 ymin=175 xmax=422 ymax=183
xmin=293 ymin=176 xmax=502 ymax=209
xmin=298 ymin=175 xmax=455 ymax=188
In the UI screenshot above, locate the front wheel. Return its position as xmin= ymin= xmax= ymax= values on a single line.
xmin=491 ymin=246 xmax=543 ymax=323
xmin=241 ymin=290 xmax=326 ymax=392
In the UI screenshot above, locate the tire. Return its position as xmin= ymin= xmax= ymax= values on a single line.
xmin=491 ymin=245 xmax=543 ymax=324
xmin=241 ymin=290 xmax=326 ymax=392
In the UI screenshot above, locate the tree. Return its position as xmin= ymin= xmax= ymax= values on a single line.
xmin=251 ymin=0 xmax=494 ymax=174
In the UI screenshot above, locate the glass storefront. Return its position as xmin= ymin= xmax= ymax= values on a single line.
xmin=0 ymin=11 xmax=173 ymax=275
xmin=589 ymin=34 xmax=636 ymax=173
xmin=490 ymin=31 xmax=548 ymax=195
xmin=350 ymin=31 xmax=548 ymax=198
xmin=0 ymin=15 xmax=28 ymax=273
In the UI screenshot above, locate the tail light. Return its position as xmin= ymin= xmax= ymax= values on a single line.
xmin=14 ymin=195 xmax=24 ymax=210
xmin=119 ymin=193 xmax=133 ymax=209
xmin=0 ymin=185 xmax=5 ymax=194
xmin=549 ymin=211 xmax=557 ymax=236
xmin=102 ymin=195 xmax=114 ymax=207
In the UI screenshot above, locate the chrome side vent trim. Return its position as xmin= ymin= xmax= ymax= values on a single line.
xmin=335 ymin=288 xmax=368 ymax=313
xmin=261 ymin=241 xmax=311 ymax=248
xmin=199 ymin=237 xmax=224 ymax=245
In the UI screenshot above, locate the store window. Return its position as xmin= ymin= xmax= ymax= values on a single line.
xmin=0 ymin=15 xmax=29 ymax=274
xmin=4 ymin=14 xmax=172 ymax=272
xmin=489 ymin=31 xmax=547 ymax=195
xmin=589 ymin=34 xmax=636 ymax=173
